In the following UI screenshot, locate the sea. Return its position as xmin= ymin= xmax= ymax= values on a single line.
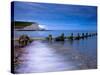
xmin=14 ymin=30 xmax=97 ymax=73
xmin=14 ymin=30 xmax=97 ymax=38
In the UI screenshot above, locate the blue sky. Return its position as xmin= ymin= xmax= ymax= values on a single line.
xmin=12 ymin=1 xmax=97 ymax=30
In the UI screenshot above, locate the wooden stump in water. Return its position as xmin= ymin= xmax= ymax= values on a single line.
xmin=85 ymin=33 xmax=88 ymax=38
xmin=18 ymin=35 xmax=31 ymax=47
xmin=55 ymin=33 xmax=65 ymax=41
xmin=81 ymin=33 xmax=85 ymax=39
xmin=46 ymin=34 xmax=53 ymax=41
xmin=67 ymin=33 xmax=73 ymax=40
xmin=75 ymin=33 xmax=81 ymax=40
xmin=89 ymin=33 xmax=92 ymax=37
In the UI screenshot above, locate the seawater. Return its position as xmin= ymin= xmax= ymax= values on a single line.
xmin=14 ymin=30 xmax=96 ymax=38
xmin=14 ymin=30 xmax=97 ymax=73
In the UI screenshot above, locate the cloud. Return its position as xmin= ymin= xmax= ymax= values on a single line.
xmin=13 ymin=1 xmax=97 ymax=30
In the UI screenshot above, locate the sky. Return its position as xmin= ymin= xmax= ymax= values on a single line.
xmin=12 ymin=1 xmax=97 ymax=30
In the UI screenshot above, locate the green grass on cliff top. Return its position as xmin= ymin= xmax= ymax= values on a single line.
xmin=12 ymin=21 xmax=36 ymax=29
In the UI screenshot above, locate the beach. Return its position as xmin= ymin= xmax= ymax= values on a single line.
xmin=13 ymin=35 xmax=97 ymax=73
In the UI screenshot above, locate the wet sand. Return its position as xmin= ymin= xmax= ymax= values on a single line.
xmin=13 ymin=40 xmax=97 ymax=73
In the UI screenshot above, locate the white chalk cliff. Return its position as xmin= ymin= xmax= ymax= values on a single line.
xmin=23 ymin=23 xmax=40 ymax=30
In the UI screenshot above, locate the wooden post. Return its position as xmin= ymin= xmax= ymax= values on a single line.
xmin=18 ymin=35 xmax=30 ymax=47
xmin=81 ymin=33 xmax=84 ymax=39
xmin=55 ymin=33 xmax=65 ymax=41
xmin=85 ymin=33 xmax=88 ymax=38
xmin=48 ymin=34 xmax=52 ymax=41
xmin=70 ymin=33 xmax=73 ymax=40
xmin=75 ymin=33 xmax=80 ymax=40
xmin=61 ymin=33 xmax=65 ymax=41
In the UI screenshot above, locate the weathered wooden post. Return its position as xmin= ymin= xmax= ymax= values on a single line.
xmin=69 ymin=33 xmax=73 ymax=40
xmin=78 ymin=33 xmax=80 ymax=39
xmin=46 ymin=34 xmax=53 ymax=41
xmin=48 ymin=34 xmax=52 ymax=41
xmin=95 ymin=32 xmax=97 ymax=36
xmin=60 ymin=33 xmax=65 ymax=41
xmin=55 ymin=33 xmax=65 ymax=41
xmin=89 ymin=33 xmax=92 ymax=37
xmin=86 ymin=33 xmax=88 ymax=38
xmin=75 ymin=33 xmax=80 ymax=40
xmin=81 ymin=33 xmax=84 ymax=39
xmin=19 ymin=35 xmax=30 ymax=47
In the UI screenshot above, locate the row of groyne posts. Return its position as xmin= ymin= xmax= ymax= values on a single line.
xmin=46 ymin=32 xmax=97 ymax=41
xmin=17 ymin=32 xmax=97 ymax=47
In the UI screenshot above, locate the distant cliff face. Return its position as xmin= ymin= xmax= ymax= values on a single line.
xmin=22 ymin=23 xmax=40 ymax=30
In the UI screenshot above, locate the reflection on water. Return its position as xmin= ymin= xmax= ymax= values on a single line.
xmin=15 ymin=41 xmax=77 ymax=73
xmin=14 ymin=36 xmax=97 ymax=73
